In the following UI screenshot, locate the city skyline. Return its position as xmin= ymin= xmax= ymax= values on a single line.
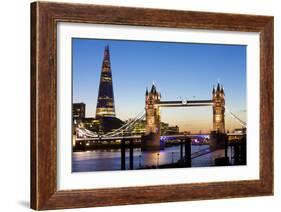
xmin=72 ymin=38 xmax=246 ymax=133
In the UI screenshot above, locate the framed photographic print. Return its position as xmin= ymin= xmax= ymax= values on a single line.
xmin=31 ymin=1 xmax=274 ymax=210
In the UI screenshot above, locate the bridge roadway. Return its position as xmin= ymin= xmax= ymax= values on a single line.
xmin=75 ymin=133 xmax=245 ymax=141
xmin=156 ymin=100 xmax=213 ymax=107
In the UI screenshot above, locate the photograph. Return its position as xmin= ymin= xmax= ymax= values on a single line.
xmin=28 ymin=2 xmax=274 ymax=209
xmin=71 ymin=38 xmax=247 ymax=172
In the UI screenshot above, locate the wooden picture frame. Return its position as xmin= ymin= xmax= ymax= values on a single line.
xmin=31 ymin=1 xmax=274 ymax=210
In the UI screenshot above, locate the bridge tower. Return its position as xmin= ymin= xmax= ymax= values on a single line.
xmin=211 ymin=83 xmax=228 ymax=163
xmin=212 ymin=83 xmax=225 ymax=133
xmin=142 ymin=84 xmax=162 ymax=150
xmin=145 ymin=84 xmax=161 ymax=135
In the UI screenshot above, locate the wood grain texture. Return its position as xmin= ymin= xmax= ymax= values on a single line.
xmin=30 ymin=1 xmax=274 ymax=210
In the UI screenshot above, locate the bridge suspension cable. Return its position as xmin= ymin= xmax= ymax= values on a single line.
xmin=101 ymin=110 xmax=145 ymax=137
xmin=76 ymin=128 xmax=98 ymax=138
xmin=76 ymin=110 xmax=145 ymax=138
xmin=225 ymin=106 xmax=247 ymax=128
xmin=103 ymin=112 xmax=145 ymax=137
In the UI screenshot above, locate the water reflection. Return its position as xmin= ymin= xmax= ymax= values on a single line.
xmin=72 ymin=145 xmax=227 ymax=172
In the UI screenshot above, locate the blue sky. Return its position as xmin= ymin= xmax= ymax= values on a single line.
xmin=72 ymin=38 xmax=246 ymax=133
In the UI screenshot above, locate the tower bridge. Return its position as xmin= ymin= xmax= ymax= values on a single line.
xmin=75 ymin=82 xmax=245 ymax=151
xmin=143 ymin=83 xmax=226 ymax=150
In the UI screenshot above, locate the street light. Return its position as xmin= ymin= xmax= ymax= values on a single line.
xmin=157 ymin=153 xmax=160 ymax=168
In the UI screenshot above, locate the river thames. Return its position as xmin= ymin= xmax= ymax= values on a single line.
xmin=72 ymin=145 xmax=232 ymax=172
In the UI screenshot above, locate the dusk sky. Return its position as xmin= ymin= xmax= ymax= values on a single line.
xmin=72 ymin=38 xmax=246 ymax=133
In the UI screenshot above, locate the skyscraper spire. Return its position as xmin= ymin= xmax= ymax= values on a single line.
xmin=96 ymin=46 xmax=116 ymax=118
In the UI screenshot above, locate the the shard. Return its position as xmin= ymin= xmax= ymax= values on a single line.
xmin=95 ymin=45 xmax=116 ymax=118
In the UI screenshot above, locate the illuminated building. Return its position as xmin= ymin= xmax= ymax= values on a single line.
xmin=96 ymin=45 xmax=116 ymax=118
xmin=129 ymin=120 xmax=179 ymax=136
xmin=73 ymin=103 xmax=86 ymax=119
xmin=80 ymin=118 xmax=101 ymax=133
xmin=233 ymin=128 xmax=246 ymax=134
xmin=130 ymin=120 xmax=146 ymax=135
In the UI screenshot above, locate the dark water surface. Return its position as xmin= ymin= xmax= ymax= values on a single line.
xmin=72 ymin=145 xmax=229 ymax=172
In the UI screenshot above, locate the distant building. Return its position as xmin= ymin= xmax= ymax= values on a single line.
xmin=161 ymin=122 xmax=179 ymax=135
xmin=166 ymin=125 xmax=179 ymax=135
xmin=73 ymin=103 xmax=86 ymax=119
xmin=73 ymin=115 xmax=124 ymax=135
xmin=130 ymin=120 xmax=146 ymax=135
xmin=228 ymin=128 xmax=247 ymax=142
xmin=127 ymin=119 xmax=179 ymax=136
xmin=233 ymin=128 xmax=247 ymax=134
xmin=96 ymin=45 xmax=116 ymax=118
xmin=80 ymin=117 xmax=101 ymax=133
